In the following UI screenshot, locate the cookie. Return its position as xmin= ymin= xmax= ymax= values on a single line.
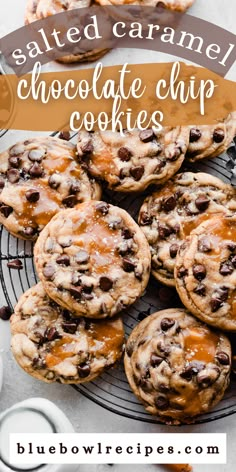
xmin=175 ymin=215 xmax=236 ymax=331
xmin=0 ymin=137 xmax=101 ymax=240
xmin=77 ymin=128 xmax=189 ymax=192
xmin=138 ymin=172 xmax=236 ymax=287
xmin=95 ymin=0 xmax=194 ymax=12
xmin=11 ymin=282 xmax=124 ymax=384
xmin=25 ymin=0 xmax=110 ymax=64
xmin=124 ymin=308 xmax=231 ymax=424
xmin=34 ymin=200 xmax=151 ymax=318
xmin=187 ymin=113 xmax=236 ymax=161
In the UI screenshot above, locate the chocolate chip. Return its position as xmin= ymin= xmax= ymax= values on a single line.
xmin=139 ymin=129 xmax=155 ymax=142
xmin=70 ymin=182 xmax=80 ymax=194
xmin=180 ymin=361 xmax=205 ymax=380
xmin=0 ymin=305 xmax=12 ymax=321
xmin=228 ymin=243 xmax=236 ymax=252
xmin=7 ymin=259 xmax=23 ymax=270
xmin=193 ymin=264 xmax=206 ymax=281
xmin=28 ymin=148 xmax=46 ymax=162
xmin=150 ymin=354 xmax=164 ymax=367
xmin=189 ymin=128 xmax=201 ymax=142
xmin=211 ymin=297 xmax=223 ymax=312
xmin=161 ymin=195 xmax=176 ymax=212
xmin=26 ymin=189 xmax=40 ymax=203
xmin=21 ymin=226 xmax=37 ymax=237
xmin=158 ymin=223 xmax=172 ymax=239
xmin=0 ymin=205 xmax=13 ymax=218
xmin=195 ymin=195 xmax=210 ymax=212
xmin=99 ymin=276 xmax=113 ymax=291
xmin=177 ymin=266 xmax=188 ymax=278
xmin=160 ymin=318 xmax=175 ymax=331
xmin=122 ymin=258 xmax=136 ymax=272
xmin=154 ymin=395 xmax=169 ymax=410
xmin=215 ymin=352 xmax=230 ymax=365
xmin=197 ymin=368 xmax=220 ymax=388
xmin=130 ymin=165 xmax=144 ymax=181
xmin=219 ymin=261 xmax=234 ymax=276
xmin=43 ymin=264 xmax=55 ymax=280
xmin=70 ymin=286 xmax=83 ymax=300
xmin=166 ymin=146 xmax=182 ymax=161
xmin=217 ymin=286 xmax=229 ymax=302
xmin=96 ymin=202 xmax=109 ymax=215
xmin=62 ymin=322 xmax=77 ymax=334
xmin=56 ymin=255 xmax=70 ymax=266
xmin=118 ymin=147 xmax=132 ymax=161
xmin=9 ymin=156 xmax=21 ymax=168
xmin=44 ymin=327 xmax=60 ymax=342
xmin=122 ymin=228 xmax=133 ymax=240
xmin=139 ymin=378 xmax=152 ymax=392
xmin=59 ymin=131 xmax=70 ymax=141
xmin=126 ymin=342 xmax=134 ymax=357
xmin=9 ymin=144 xmax=24 ymax=156
xmin=7 ymin=169 xmax=20 ymax=183
xmin=62 ymin=194 xmax=77 ymax=207
xmin=81 ymin=141 xmax=94 ymax=154
xmin=169 ymin=243 xmax=179 ymax=258
xmin=32 ymin=356 xmax=46 ymax=369
xmin=139 ymin=212 xmax=152 ymax=225
xmin=198 ymin=237 xmax=212 ymax=252
xmin=78 ymin=363 xmax=91 ymax=378
xmin=29 ymin=163 xmax=44 ymax=177
xmin=48 ymin=175 xmax=60 ymax=189
xmin=0 ymin=178 xmax=5 ymax=190
xmin=194 ymin=283 xmax=206 ymax=296
xmin=75 ymin=250 xmax=89 ymax=264
xmin=213 ymin=129 xmax=225 ymax=143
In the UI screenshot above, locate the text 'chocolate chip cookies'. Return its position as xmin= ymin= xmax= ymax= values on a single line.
xmin=34 ymin=200 xmax=151 ymax=318
xmin=124 ymin=309 xmax=231 ymax=424
xmin=77 ymin=128 xmax=189 ymax=192
xmin=138 ymin=172 xmax=236 ymax=287
xmin=175 ymin=216 xmax=236 ymax=331
xmin=11 ymin=283 xmax=125 ymax=383
xmin=0 ymin=137 xmax=101 ymax=240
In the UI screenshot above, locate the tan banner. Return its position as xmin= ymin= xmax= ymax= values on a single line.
xmin=1 ymin=62 xmax=236 ymax=132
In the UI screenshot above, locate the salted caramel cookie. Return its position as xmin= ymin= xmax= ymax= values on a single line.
xmin=0 ymin=137 xmax=101 ymax=240
xmin=11 ymin=282 xmax=124 ymax=384
xmin=187 ymin=113 xmax=236 ymax=161
xmin=77 ymin=128 xmax=189 ymax=192
xmin=124 ymin=308 xmax=231 ymax=424
xmin=25 ymin=0 xmax=109 ymax=64
xmin=175 ymin=216 xmax=236 ymax=331
xmin=138 ymin=172 xmax=236 ymax=287
xmin=34 ymin=201 xmax=151 ymax=318
xmin=95 ymin=0 xmax=194 ymax=12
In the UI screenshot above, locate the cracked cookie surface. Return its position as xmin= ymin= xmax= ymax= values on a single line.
xmin=0 ymin=137 xmax=101 ymax=240
xmin=175 ymin=215 xmax=236 ymax=331
xmin=34 ymin=200 xmax=151 ymax=318
xmin=77 ymin=128 xmax=189 ymax=192
xmin=11 ymin=282 xmax=125 ymax=383
xmin=124 ymin=308 xmax=231 ymax=423
xmin=138 ymin=172 xmax=236 ymax=286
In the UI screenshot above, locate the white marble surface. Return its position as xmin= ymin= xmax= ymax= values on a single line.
xmin=0 ymin=1 xmax=236 ymax=471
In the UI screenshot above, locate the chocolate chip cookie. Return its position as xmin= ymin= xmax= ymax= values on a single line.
xmin=95 ymin=0 xmax=194 ymax=12
xmin=138 ymin=172 xmax=236 ymax=287
xmin=25 ymin=0 xmax=110 ymax=64
xmin=187 ymin=113 xmax=236 ymax=161
xmin=175 ymin=216 xmax=236 ymax=331
xmin=34 ymin=201 xmax=151 ymax=318
xmin=0 ymin=137 xmax=101 ymax=240
xmin=124 ymin=308 xmax=231 ymax=424
xmin=11 ymin=282 xmax=124 ymax=384
xmin=77 ymin=128 xmax=189 ymax=192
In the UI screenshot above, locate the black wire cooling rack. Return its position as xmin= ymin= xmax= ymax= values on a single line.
xmin=0 ymin=126 xmax=236 ymax=425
